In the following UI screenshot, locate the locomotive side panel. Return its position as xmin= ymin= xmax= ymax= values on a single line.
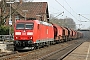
xmin=36 ymin=22 xmax=54 ymax=43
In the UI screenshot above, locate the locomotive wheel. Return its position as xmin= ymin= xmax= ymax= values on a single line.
xmin=34 ymin=43 xmax=40 ymax=49
xmin=34 ymin=43 xmax=38 ymax=49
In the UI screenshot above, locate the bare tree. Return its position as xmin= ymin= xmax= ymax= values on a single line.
xmin=0 ymin=0 xmax=6 ymax=26
xmin=50 ymin=14 xmax=76 ymax=29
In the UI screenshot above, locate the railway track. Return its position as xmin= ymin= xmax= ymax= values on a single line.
xmin=38 ymin=40 xmax=84 ymax=60
xmin=0 ymin=52 xmax=17 ymax=57
xmin=0 ymin=50 xmax=35 ymax=60
xmin=0 ymin=39 xmax=84 ymax=60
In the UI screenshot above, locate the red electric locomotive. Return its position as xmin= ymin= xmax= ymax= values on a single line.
xmin=14 ymin=20 xmax=54 ymax=50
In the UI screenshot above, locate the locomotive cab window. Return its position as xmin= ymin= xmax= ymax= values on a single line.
xmin=25 ymin=23 xmax=34 ymax=29
xmin=16 ymin=23 xmax=24 ymax=29
xmin=16 ymin=23 xmax=34 ymax=30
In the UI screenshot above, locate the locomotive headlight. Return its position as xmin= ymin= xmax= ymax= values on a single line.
xmin=16 ymin=37 xmax=18 ymax=39
xmin=30 ymin=37 xmax=33 ymax=39
xmin=15 ymin=32 xmax=21 ymax=35
xmin=15 ymin=36 xmax=19 ymax=39
xmin=27 ymin=32 xmax=33 ymax=35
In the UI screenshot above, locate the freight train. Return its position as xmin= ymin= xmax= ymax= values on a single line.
xmin=14 ymin=20 xmax=83 ymax=50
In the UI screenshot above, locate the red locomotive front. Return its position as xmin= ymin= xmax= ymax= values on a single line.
xmin=14 ymin=22 xmax=33 ymax=40
xmin=14 ymin=20 xmax=34 ymax=50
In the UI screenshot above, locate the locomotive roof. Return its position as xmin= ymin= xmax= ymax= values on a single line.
xmin=16 ymin=20 xmax=52 ymax=26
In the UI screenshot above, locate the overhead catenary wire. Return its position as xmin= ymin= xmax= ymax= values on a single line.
xmin=55 ymin=11 xmax=64 ymax=18
xmin=55 ymin=0 xmax=80 ymax=22
xmin=49 ymin=4 xmax=64 ymax=18
xmin=63 ymin=0 xmax=82 ymax=22
xmin=78 ymin=14 xmax=90 ymax=21
xmin=64 ymin=0 xmax=90 ymax=21
xmin=64 ymin=0 xmax=78 ymax=15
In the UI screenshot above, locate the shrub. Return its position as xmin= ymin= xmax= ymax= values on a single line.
xmin=0 ymin=25 xmax=10 ymax=35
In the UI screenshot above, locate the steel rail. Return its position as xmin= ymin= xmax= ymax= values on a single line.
xmin=0 ymin=51 xmax=30 ymax=60
xmin=38 ymin=40 xmax=84 ymax=60
xmin=0 ymin=52 xmax=16 ymax=57
xmin=0 ymin=40 xmax=84 ymax=60
xmin=57 ymin=42 xmax=83 ymax=60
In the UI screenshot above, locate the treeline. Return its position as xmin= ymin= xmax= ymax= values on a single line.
xmin=49 ymin=14 xmax=76 ymax=29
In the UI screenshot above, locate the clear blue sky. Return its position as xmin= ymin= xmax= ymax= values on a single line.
xmin=33 ymin=0 xmax=90 ymax=29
